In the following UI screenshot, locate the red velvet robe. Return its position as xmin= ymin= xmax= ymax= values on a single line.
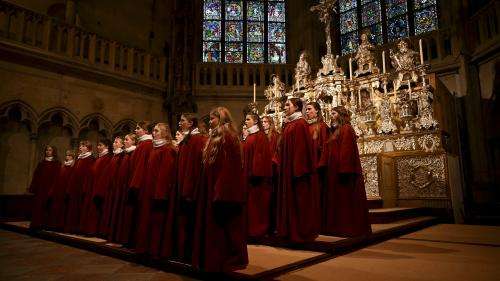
xmin=29 ymin=159 xmax=61 ymax=230
xmin=276 ymin=117 xmax=319 ymax=243
xmin=318 ymin=124 xmax=372 ymax=237
xmin=266 ymin=130 xmax=280 ymax=233
xmin=135 ymin=143 xmax=177 ymax=259
xmin=243 ymin=130 xmax=273 ymax=238
xmin=109 ymin=150 xmax=135 ymax=244
xmin=177 ymin=133 xmax=207 ymax=261
xmin=81 ymin=153 xmax=112 ymax=236
xmin=121 ymin=138 xmax=153 ymax=246
xmin=98 ymin=152 xmax=123 ymax=237
xmin=47 ymin=163 xmax=74 ymax=231
xmin=64 ymin=156 xmax=94 ymax=234
xmin=192 ymin=133 xmax=248 ymax=272
xmin=308 ymin=120 xmax=329 ymax=233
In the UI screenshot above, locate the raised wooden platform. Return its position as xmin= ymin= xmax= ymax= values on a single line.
xmin=0 ymin=208 xmax=441 ymax=280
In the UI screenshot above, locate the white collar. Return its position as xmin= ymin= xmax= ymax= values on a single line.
xmin=285 ymin=112 xmax=303 ymax=123
xmin=98 ymin=149 xmax=109 ymax=158
xmin=190 ymin=128 xmax=200 ymax=135
xmin=247 ymin=125 xmax=260 ymax=135
xmin=307 ymin=117 xmax=318 ymax=124
xmin=138 ymin=134 xmax=153 ymax=142
xmin=64 ymin=159 xmax=74 ymax=166
xmin=125 ymin=145 xmax=136 ymax=153
xmin=153 ymin=139 xmax=167 ymax=148
xmin=45 ymin=156 xmax=54 ymax=161
xmin=113 ymin=148 xmax=123 ymax=155
xmin=78 ymin=151 xmax=92 ymax=159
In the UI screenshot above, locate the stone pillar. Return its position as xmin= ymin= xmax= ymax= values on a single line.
xmin=65 ymin=0 xmax=76 ymax=25
xmin=26 ymin=133 xmax=38 ymax=193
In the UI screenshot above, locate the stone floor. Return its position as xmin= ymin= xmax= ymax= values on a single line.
xmin=0 ymin=229 xmax=197 ymax=281
xmin=1 ymin=224 xmax=500 ymax=281
xmin=278 ymin=224 xmax=500 ymax=281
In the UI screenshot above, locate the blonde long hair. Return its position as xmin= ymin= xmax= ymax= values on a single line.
xmin=203 ymin=107 xmax=238 ymax=164
xmin=154 ymin=122 xmax=173 ymax=144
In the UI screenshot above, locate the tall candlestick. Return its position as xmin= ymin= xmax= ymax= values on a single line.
xmin=253 ymin=83 xmax=256 ymax=103
xmin=358 ymin=90 xmax=362 ymax=106
xmin=408 ymin=80 xmax=412 ymax=94
xmin=419 ymin=39 xmax=424 ymax=65
xmin=382 ymin=51 xmax=386 ymax=73
xmin=349 ymin=58 xmax=353 ymax=80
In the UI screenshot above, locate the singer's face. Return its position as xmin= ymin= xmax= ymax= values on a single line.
xmin=179 ymin=116 xmax=192 ymax=131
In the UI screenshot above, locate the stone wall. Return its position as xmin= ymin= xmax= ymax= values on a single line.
xmin=0 ymin=61 xmax=166 ymax=194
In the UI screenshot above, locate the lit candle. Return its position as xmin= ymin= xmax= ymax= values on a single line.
xmin=408 ymin=80 xmax=411 ymax=93
xmin=382 ymin=51 xmax=386 ymax=73
xmin=419 ymin=39 xmax=424 ymax=65
xmin=349 ymin=58 xmax=353 ymax=80
xmin=358 ymin=89 xmax=361 ymax=106
xmin=253 ymin=83 xmax=256 ymax=103
xmin=384 ymin=83 xmax=387 ymax=94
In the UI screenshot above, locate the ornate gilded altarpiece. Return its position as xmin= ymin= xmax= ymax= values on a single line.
xmin=262 ymin=0 xmax=451 ymax=208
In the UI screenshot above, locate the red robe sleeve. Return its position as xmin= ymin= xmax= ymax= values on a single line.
xmin=129 ymin=140 xmax=153 ymax=190
xmin=153 ymin=146 xmax=178 ymax=200
xmin=250 ymin=132 xmax=273 ymax=178
xmin=180 ymin=135 xmax=207 ymax=200
xmin=318 ymin=140 xmax=330 ymax=169
xmin=338 ymin=125 xmax=360 ymax=174
xmin=292 ymin=120 xmax=315 ymax=178
xmin=29 ymin=163 xmax=43 ymax=194
xmin=213 ymin=134 xmax=245 ymax=203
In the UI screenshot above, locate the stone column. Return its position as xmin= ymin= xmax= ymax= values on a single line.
xmin=65 ymin=0 xmax=76 ymax=25
xmin=26 ymin=133 xmax=38 ymax=193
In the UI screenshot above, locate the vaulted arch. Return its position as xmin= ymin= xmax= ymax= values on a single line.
xmin=0 ymin=100 xmax=38 ymax=134
xmin=78 ymin=113 xmax=113 ymax=139
xmin=37 ymin=107 xmax=79 ymax=138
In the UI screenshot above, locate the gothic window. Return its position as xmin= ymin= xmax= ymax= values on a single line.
xmin=338 ymin=0 xmax=439 ymax=55
xmin=202 ymin=0 xmax=287 ymax=64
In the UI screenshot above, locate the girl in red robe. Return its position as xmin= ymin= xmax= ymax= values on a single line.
xmin=318 ymin=106 xmax=372 ymax=237
xmin=242 ymin=113 xmax=273 ymax=238
xmin=175 ymin=113 xmax=208 ymax=262
xmin=305 ymin=102 xmax=329 ymax=233
xmin=135 ymin=123 xmax=177 ymax=259
xmin=122 ymin=121 xmax=153 ymax=247
xmin=29 ymin=145 xmax=61 ymax=230
xmin=81 ymin=139 xmax=112 ymax=236
xmin=98 ymin=137 xmax=124 ymax=237
xmin=65 ymin=140 xmax=94 ymax=234
xmin=276 ymin=98 xmax=319 ymax=243
xmin=47 ymin=150 xmax=75 ymax=231
xmin=192 ymin=107 xmax=248 ymax=272
xmin=262 ymin=115 xmax=280 ymax=233
xmin=109 ymin=134 xmax=137 ymax=244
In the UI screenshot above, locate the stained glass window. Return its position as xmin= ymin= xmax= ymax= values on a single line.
xmin=337 ymin=0 xmax=438 ymax=54
xmin=202 ymin=0 xmax=286 ymax=63
xmin=340 ymin=0 xmax=357 ymax=13
xmin=414 ymin=0 xmax=438 ymax=35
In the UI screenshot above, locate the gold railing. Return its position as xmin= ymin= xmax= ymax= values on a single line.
xmin=0 ymin=2 xmax=166 ymax=87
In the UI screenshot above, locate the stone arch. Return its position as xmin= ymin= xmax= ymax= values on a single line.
xmin=112 ymin=119 xmax=136 ymax=138
xmin=37 ymin=107 xmax=79 ymax=158
xmin=0 ymin=100 xmax=38 ymax=134
xmin=37 ymin=107 xmax=79 ymax=138
xmin=0 ymin=100 xmax=37 ymax=194
xmin=78 ymin=113 xmax=113 ymax=142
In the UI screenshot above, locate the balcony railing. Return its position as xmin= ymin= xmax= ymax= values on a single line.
xmin=0 ymin=2 xmax=166 ymax=88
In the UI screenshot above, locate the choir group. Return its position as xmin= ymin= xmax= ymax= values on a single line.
xmin=28 ymin=99 xmax=371 ymax=272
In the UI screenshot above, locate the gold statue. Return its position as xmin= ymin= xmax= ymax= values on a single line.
xmin=390 ymin=40 xmax=419 ymax=90
xmin=354 ymin=32 xmax=378 ymax=77
xmin=294 ymin=51 xmax=311 ymax=92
